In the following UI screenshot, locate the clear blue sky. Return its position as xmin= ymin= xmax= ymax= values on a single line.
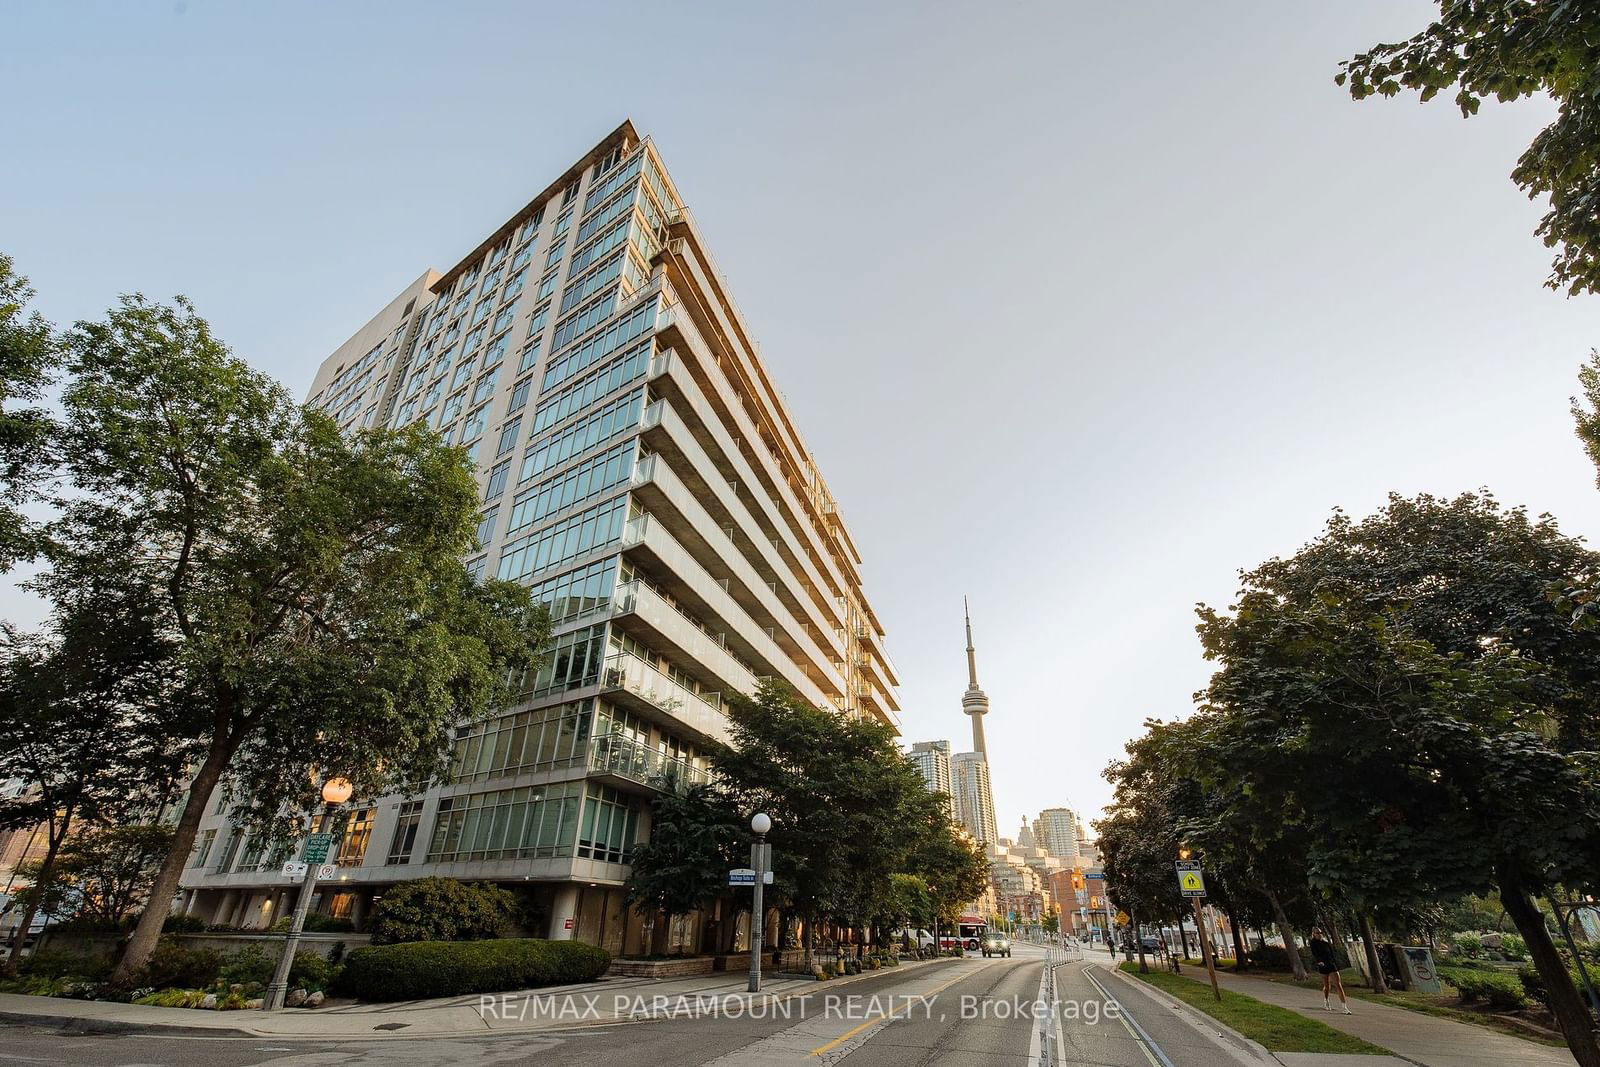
xmin=5 ymin=1 xmax=1599 ymax=831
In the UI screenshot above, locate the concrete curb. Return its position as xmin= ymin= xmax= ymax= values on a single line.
xmin=0 ymin=1008 xmax=254 ymax=1038
xmin=1100 ymin=960 xmax=1276 ymax=1065
xmin=0 ymin=954 xmax=964 ymax=1042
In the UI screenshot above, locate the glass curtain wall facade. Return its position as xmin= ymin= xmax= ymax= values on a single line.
xmin=175 ymin=122 xmax=900 ymax=949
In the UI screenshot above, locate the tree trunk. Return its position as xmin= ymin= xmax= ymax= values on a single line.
xmin=1227 ymin=905 xmax=1248 ymax=971
xmin=1500 ymin=867 xmax=1600 ymax=1067
xmin=1177 ymin=913 xmax=1192 ymax=959
xmin=1264 ymin=888 xmax=1307 ymax=981
xmin=1358 ymin=911 xmax=1389 ymax=994
xmin=112 ymin=738 xmax=233 ymax=984
xmin=1133 ymin=912 xmax=1148 ymax=973
xmin=2 ymin=808 xmax=73 ymax=977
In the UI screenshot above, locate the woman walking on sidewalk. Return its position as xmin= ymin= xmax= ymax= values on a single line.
xmin=1310 ymin=927 xmax=1352 ymax=1014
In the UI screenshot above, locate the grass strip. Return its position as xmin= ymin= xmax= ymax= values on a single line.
xmin=1117 ymin=963 xmax=1390 ymax=1055
xmin=1233 ymin=968 xmax=1566 ymax=1048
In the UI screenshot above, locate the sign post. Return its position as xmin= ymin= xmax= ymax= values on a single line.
xmin=746 ymin=814 xmax=772 ymax=994
xmin=1176 ymin=860 xmax=1221 ymax=1002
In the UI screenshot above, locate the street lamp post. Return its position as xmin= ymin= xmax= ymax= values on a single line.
xmin=748 ymin=812 xmax=771 ymax=994
xmin=263 ymin=777 xmax=352 ymax=1011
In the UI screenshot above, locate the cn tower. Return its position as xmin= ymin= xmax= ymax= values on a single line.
xmin=962 ymin=597 xmax=990 ymax=756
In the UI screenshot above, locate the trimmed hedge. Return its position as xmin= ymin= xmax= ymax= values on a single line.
xmin=1516 ymin=963 xmax=1589 ymax=1012
xmin=1439 ymin=965 xmax=1527 ymax=1011
xmin=334 ymin=938 xmax=610 ymax=1001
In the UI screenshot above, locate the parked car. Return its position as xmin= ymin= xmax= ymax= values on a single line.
xmin=1138 ymin=936 xmax=1162 ymax=953
xmin=982 ymin=933 xmax=1012 ymax=958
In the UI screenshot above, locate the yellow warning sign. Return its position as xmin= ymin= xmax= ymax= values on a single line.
xmin=1176 ymin=860 xmax=1206 ymax=897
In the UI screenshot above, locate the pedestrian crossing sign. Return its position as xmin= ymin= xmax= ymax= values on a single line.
xmin=1176 ymin=860 xmax=1206 ymax=897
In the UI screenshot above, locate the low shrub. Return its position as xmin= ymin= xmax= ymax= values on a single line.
xmin=1451 ymin=932 xmax=1484 ymax=959
xmin=367 ymin=878 xmax=516 ymax=945
xmin=1245 ymin=944 xmax=1314 ymax=972
xmin=218 ymin=945 xmax=276 ymax=987
xmin=289 ymin=950 xmax=336 ymax=992
xmin=334 ymin=938 xmax=610 ymax=1001
xmin=1498 ymin=934 xmax=1528 ymax=962
xmin=162 ymin=914 xmax=207 ymax=934
xmin=130 ymin=938 xmax=224 ymax=991
xmin=269 ymin=914 xmax=354 ymax=934
xmin=1440 ymin=965 xmax=1527 ymax=1011
xmin=133 ymin=989 xmax=210 ymax=1008
xmin=1516 ymin=963 xmax=1589 ymax=1012
xmin=22 ymin=948 xmax=113 ymax=981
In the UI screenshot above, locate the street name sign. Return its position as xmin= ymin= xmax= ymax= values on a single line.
xmin=1175 ymin=860 xmax=1206 ymax=897
xmin=728 ymin=868 xmax=773 ymax=886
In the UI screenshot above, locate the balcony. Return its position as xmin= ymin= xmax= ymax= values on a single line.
xmin=600 ymin=650 xmax=730 ymax=746
xmin=649 ymin=317 xmax=851 ymax=612
xmin=587 ymin=734 xmax=708 ymax=794
xmin=612 ymin=578 xmax=764 ymax=698
xmin=633 ymin=398 xmax=847 ymax=683
xmin=620 ymin=505 xmax=836 ymax=710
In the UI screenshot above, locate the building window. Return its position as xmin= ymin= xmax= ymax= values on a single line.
xmin=475 ymin=506 xmax=499 ymax=548
xmin=495 ymin=418 xmax=522 ymax=459
xmin=215 ymin=828 xmax=242 ymax=872
xmin=192 ymin=828 xmax=217 ymax=868
xmin=471 ymin=369 xmax=499 ymax=406
xmin=577 ymin=784 xmax=639 ymax=863
xmin=462 ymin=404 xmax=489 ymax=444
xmin=465 ymin=555 xmax=487 ymax=583
xmin=426 ymin=781 xmax=583 ymax=862
xmin=336 ymin=807 xmax=375 ymax=867
xmin=523 ymin=623 xmax=607 ymax=697
xmin=386 ymin=801 xmax=424 ymax=864
xmin=507 ymin=376 xmax=533 ymax=414
xmin=505 ymin=440 xmax=635 ymax=535
xmin=450 ymin=699 xmax=593 ymax=783
xmin=485 ymin=459 xmax=512 ymax=501
xmin=525 ymin=557 xmax=617 ymax=624
xmin=496 ymin=497 xmax=627 ymax=584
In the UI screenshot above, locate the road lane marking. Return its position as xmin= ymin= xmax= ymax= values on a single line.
xmin=1081 ymin=963 xmax=1176 ymax=1067
xmin=807 ymin=960 xmax=994 ymax=1056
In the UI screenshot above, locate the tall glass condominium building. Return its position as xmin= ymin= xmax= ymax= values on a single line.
xmin=175 ymin=123 xmax=900 ymax=952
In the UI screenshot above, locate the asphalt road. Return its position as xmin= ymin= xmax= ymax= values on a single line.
xmin=0 ymin=945 xmax=1251 ymax=1066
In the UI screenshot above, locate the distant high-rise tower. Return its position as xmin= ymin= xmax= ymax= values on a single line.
xmin=951 ymin=752 xmax=998 ymax=846
xmin=962 ymin=599 xmax=989 ymax=756
xmin=907 ymin=740 xmax=953 ymax=803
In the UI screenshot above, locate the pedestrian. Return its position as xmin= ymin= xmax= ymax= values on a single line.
xmin=1309 ymin=927 xmax=1351 ymax=1014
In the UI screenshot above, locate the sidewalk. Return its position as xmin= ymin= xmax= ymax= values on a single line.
xmin=0 ymin=956 xmax=954 ymax=1040
xmin=1205 ymin=968 xmax=1572 ymax=1067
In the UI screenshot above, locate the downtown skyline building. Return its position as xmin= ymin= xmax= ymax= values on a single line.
xmin=907 ymin=740 xmax=953 ymax=802
xmin=174 ymin=122 xmax=900 ymax=953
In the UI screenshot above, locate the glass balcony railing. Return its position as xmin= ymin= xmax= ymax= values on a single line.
xmin=601 ymin=650 xmax=729 ymax=743
xmin=588 ymin=734 xmax=708 ymax=791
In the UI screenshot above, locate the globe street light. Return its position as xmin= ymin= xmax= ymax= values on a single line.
xmin=749 ymin=813 xmax=771 ymax=994
xmin=264 ymin=777 xmax=352 ymax=1010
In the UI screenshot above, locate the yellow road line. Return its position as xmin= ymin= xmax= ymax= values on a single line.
xmin=808 ymin=961 xmax=992 ymax=1057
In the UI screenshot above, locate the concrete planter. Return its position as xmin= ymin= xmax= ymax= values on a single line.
xmin=607 ymin=956 xmax=716 ymax=978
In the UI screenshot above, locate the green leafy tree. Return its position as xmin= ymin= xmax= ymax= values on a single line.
xmin=367 ymin=877 xmax=517 ymax=944
xmin=624 ymin=784 xmax=743 ymax=954
xmin=710 ymin=681 xmax=970 ymax=963
xmin=24 ymin=294 xmax=549 ymax=982
xmin=1198 ymin=496 xmax=1600 ymax=1065
xmin=1339 ymin=4 xmax=1600 ymax=295
xmin=0 ymin=253 xmax=59 ymax=570
xmin=0 ymin=580 xmax=189 ymax=972
xmin=54 ymin=824 xmax=177 ymax=928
